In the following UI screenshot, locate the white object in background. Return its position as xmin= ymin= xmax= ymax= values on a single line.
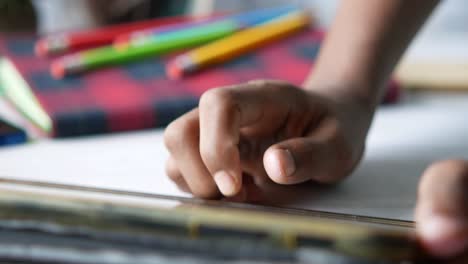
xmin=201 ymin=0 xmax=338 ymax=28
xmin=396 ymin=0 xmax=468 ymax=89
xmin=0 ymin=97 xmax=43 ymax=139
xmin=402 ymin=0 xmax=468 ymax=63
xmin=31 ymin=0 xmax=145 ymax=34
xmin=31 ymin=0 xmax=104 ymax=34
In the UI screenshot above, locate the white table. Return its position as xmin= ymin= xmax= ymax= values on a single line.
xmin=0 ymin=91 xmax=467 ymax=221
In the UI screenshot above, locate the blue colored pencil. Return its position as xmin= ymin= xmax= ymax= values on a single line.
xmin=115 ymin=5 xmax=300 ymax=48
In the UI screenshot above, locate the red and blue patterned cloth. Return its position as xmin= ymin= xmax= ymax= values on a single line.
xmin=0 ymin=30 xmax=398 ymax=138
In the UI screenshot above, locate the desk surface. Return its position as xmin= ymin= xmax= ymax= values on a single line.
xmin=0 ymin=91 xmax=467 ymax=221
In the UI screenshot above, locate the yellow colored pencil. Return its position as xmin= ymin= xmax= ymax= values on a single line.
xmin=167 ymin=11 xmax=312 ymax=79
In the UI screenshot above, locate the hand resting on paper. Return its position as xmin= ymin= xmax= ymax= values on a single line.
xmin=163 ymin=80 xmax=371 ymax=199
xmin=163 ymin=80 xmax=468 ymax=262
xmin=164 ymin=0 xmax=468 ymax=262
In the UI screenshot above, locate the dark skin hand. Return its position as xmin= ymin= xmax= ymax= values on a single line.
xmin=164 ymin=80 xmax=370 ymax=198
xmin=164 ymin=0 xmax=468 ymax=262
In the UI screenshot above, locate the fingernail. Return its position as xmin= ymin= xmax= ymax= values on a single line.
xmin=264 ymin=149 xmax=296 ymax=181
xmin=419 ymin=215 xmax=468 ymax=257
xmin=214 ymin=171 xmax=237 ymax=197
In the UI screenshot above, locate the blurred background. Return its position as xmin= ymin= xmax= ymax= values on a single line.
xmin=1 ymin=0 xmax=467 ymax=37
xmin=0 ymin=0 xmax=188 ymax=33
xmin=0 ymin=0 xmax=467 ymax=135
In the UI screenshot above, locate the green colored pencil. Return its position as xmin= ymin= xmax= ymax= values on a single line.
xmin=51 ymin=21 xmax=238 ymax=79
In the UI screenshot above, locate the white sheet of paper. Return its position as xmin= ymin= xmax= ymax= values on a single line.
xmin=0 ymin=93 xmax=467 ymax=221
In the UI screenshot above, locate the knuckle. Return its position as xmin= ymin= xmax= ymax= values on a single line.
xmin=165 ymin=160 xmax=182 ymax=182
xmin=167 ymin=171 xmax=180 ymax=182
xmin=163 ymin=123 xmax=176 ymax=150
xmin=167 ymin=171 xmax=182 ymax=184
xmin=248 ymin=79 xmax=270 ymax=87
xmin=199 ymin=88 xmax=236 ymax=111
xmin=248 ymin=79 xmax=293 ymax=90
xmin=164 ymin=118 xmax=197 ymax=152
xmin=163 ymin=122 xmax=181 ymax=152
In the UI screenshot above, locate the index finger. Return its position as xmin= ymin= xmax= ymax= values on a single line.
xmin=198 ymin=80 xmax=284 ymax=196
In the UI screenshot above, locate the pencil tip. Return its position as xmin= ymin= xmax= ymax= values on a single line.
xmin=50 ymin=61 xmax=65 ymax=79
xmin=35 ymin=39 xmax=48 ymax=57
xmin=166 ymin=62 xmax=184 ymax=80
xmin=113 ymin=36 xmax=131 ymax=51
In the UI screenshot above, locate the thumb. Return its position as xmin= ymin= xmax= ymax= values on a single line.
xmin=416 ymin=160 xmax=468 ymax=258
xmin=262 ymin=136 xmax=354 ymax=185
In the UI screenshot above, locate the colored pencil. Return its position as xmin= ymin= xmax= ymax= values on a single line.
xmin=35 ymin=15 xmax=195 ymax=57
xmin=115 ymin=5 xmax=299 ymax=49
xmin=51 ymin=7 xmax=301 ymax=79
xmin=113 ymin=16 xmax=224 ymax=50
xmin=50 ymin=21 xmax=239 ymax=79
xmin=167 ymin=11 xmax=312 ymax=79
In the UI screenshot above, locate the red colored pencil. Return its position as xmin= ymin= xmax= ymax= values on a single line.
xmin=35 ymin=15 xmax=195 ymax=57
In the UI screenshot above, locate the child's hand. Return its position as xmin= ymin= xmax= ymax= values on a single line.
xmin=164 ymin=80 xmax=372 ymax=199
xmin=416 ymin=160 xmax=468 ymax=263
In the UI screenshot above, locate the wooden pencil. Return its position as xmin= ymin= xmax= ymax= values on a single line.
xmin=35 ymin=15 xmax=194 ymax=57
xmin=167 ymin=11 xmax=312 ymax=79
